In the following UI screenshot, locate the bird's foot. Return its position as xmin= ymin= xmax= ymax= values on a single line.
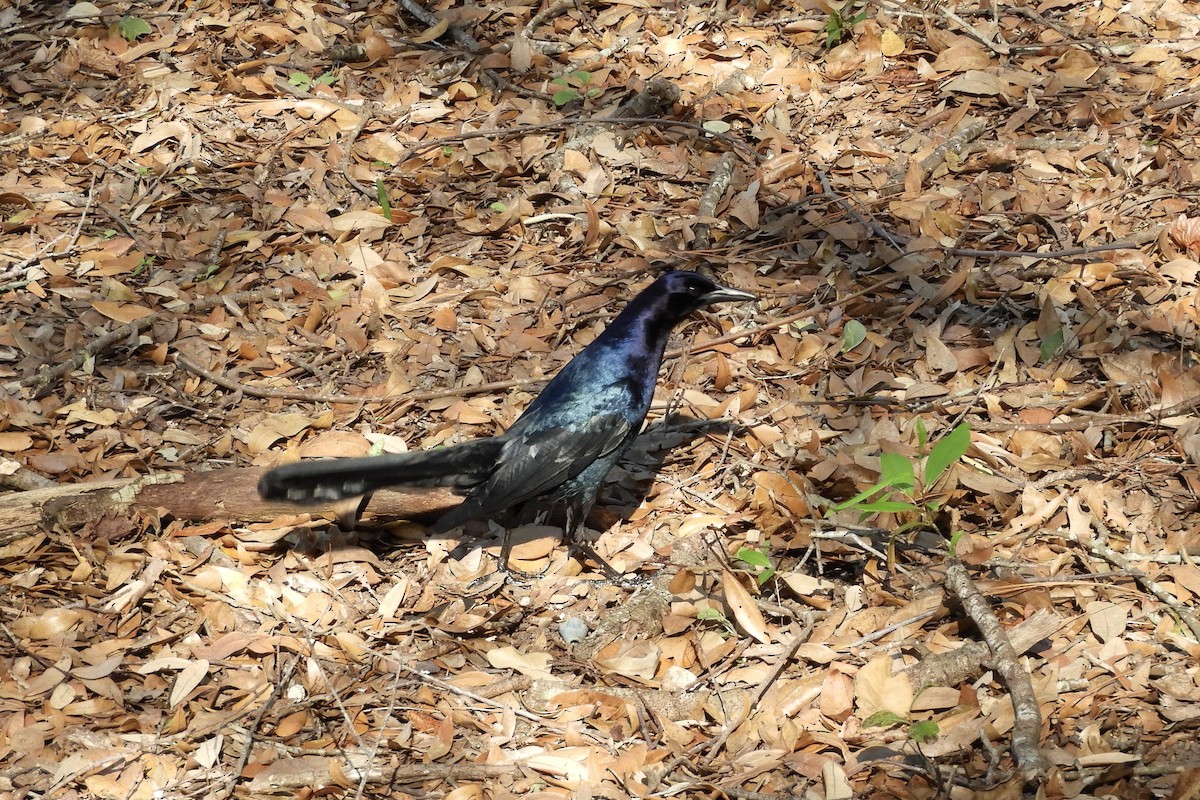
xmin=567 ymin=541 xmax=651 ymax=589
xmin=497 ymin=561 xmax=549 ymax=582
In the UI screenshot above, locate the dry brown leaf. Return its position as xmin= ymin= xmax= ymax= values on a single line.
xmin=942 ymin=69 xmax=1008 ymax=95
xmin=487 ymin=646 xmax=555 ymax=679
xmin=721 ymin=570 xmax=774 ymax=644
xmin=11 ymin=608 xmax=82 ymax=640
xmin=593 ymin=641 xmax=661 ymax=682
xmin=854 ymin=657 xmax=914 ymax=717
xmin=169 ymin=659 xmax=210 ymax=708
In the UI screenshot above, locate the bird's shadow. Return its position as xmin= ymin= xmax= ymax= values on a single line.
xmin=291 ymin=415 xmax=744 ymax=563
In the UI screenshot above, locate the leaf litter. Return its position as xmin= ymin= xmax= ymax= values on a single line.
xmin=2 ymin=0 xmax=1200 ymax=796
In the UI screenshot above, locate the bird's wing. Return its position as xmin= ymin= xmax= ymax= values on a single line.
xmin=433 ymin=413 xmax=635 ymax=530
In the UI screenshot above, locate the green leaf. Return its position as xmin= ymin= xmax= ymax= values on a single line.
xmin=735 ymin=548 xmax=772 ymax=569
xmin=118 ymin=15 xmax=152 ymax=41
xmin=879 ymin=452 xmax=916 ymax=492
xmin=829 ymin=481 xmax=891 ymax=512
xmin=489 ymin=201 xmax=507 ymax=212
xmin=909 ymin=720 xmax=940 ymax=743
xmin=314 ymin=70 xmax=337 ymax=86
xmin=756 ymin=567 xmax=776 ymax=587
xmin=571 ymin=70 xmax=592 ymax=83
xmin=697 ymin=607 xmax=735 ymax=634
xmin=829 ymin=473 xmax=915 ymax=512
xmin=823 ymin=14 xmax=844 ymax=48
xmin=948 ymin=529 xmax=965 ymax=557
xmin=863 ymin=710 xmax=906 ymax=728
xmin=915 ymin=417 xmax=929 ymax=449
xmin=288 ymin=72 xmax=311 ymax=90
xmin=851 ymin=499 xmax=921 ymax=514
xmin=840 ymin=319 xmax=866 ymax=352
xmin=1039 ymin=328 xmax=1065 ymax=362
xmin=848 ymin=10 xmax=870 ymax=24
xmin=375 ymin=178 xmax=392 ymax=221
xmin=552 ymin=88 xmax=579 ymax=106
xmin=924 ymin=423 xmax=970 ymax=488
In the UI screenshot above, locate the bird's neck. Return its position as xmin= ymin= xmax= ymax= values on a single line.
xmin=594 ymin=290 xmax=679 ymax=359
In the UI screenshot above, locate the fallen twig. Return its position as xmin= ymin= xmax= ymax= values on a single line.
xmin=692 ymin=151 xmax=737 ymax=252
xmin=0 ymin=467 xmax=462 ymax=538
xmin=22 ymin=284 xmax=296 ymax=399
xmin=218 ymin=656 xmax=299 ymax=800
xmin=177 ymin=352 xmax=544 ymax=406
xmin=1068 ymin=496 xmax=1200 ymax=642
xmin=944 ymin=559 xmax=1048 ymax=783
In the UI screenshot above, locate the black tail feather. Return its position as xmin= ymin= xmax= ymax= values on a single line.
xmin=258 ymin=438 xmax=504 ymax=503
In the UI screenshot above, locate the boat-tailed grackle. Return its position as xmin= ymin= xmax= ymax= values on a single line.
xmin=258 ymin=270 xmax=756 ymax=571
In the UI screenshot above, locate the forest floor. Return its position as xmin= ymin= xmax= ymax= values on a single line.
xmin=3 ymin=0 xmax=1200 ymax=796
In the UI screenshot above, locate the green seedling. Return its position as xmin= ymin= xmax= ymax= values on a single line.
xmin=696 ymin=607 xmax=737 ymax=637
xmin=734 ymin=546 xmax=777 ymax=587
xmin=550 ymin=70 xmax=603 ymax=107
xmin=829 ymin=421 xmax=971 ymax=561
xmin=118 ymin=15 xmax=152 ymax=41
xmin=376 ymin=178 xmax=392 ymax=221
xmin=823 ymin=3 xmax=869 ymax=48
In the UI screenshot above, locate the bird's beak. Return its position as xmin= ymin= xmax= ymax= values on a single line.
xmin=702 ymin=284 xmax=758 ymax=305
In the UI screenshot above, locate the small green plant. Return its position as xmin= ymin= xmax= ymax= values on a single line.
xmin=696 ymin=607 xmax=737 ymax=637
xmin=549 ymin=70 xmax=603 ymax=107
xmin=117 ymin=15 xmax=152 ymax=41
xmin=822 ymin=3 xmax=869 ymax=48
xmin=734 ymin=546 xmax=776 ymax=587
xmin=863 ymin=710 xmax=906 ymax=728
xmin=1039 ymin=328 xmax=1065 ymax=362
xmin=375 ymin=178 xmax=392 ymax=221
xmin=829 ymin=421 xmax=971 ymax=543
xmin=489 ymin=201 xmax=507 ymax=213
xmin=131 ymin=255 xmax=155 ymax=277
xmin=288 ymin=70 xmax=337 ymax=92
xmin=909 ymin=719 xmax=940 ymax=744
xmin=840 ymin=319 xmax=867 ymax=352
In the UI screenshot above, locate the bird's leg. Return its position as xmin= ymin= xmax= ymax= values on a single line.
xmin=490 ymin=519 xmax=550 ymax=580
xmin=566 ymin=538 xmax=625 ymax=581
xmin=562 ymin=502 xmax=630 ymax=582
xmin=497 ymin=524 xmax=514 ymax=572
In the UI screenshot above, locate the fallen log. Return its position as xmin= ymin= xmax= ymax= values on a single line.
xmin=0 ymin=466 xmax=464 ymax=541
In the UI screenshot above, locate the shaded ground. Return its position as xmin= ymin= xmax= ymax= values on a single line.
xmin=3 ymin=0 xmax=1200 ymax=796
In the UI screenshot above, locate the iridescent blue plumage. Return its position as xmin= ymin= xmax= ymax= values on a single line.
xmin=259 ymin=271 xmax=756 ymax=554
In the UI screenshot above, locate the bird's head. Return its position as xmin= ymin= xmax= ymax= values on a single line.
xmin=656 ymin=270 xmax=757 ymax=319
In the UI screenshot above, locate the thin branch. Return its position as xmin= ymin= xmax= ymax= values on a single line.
xmin=21 ymin=285 xmax=296 ymax=398
xmin=692 ymin=151 xmax=737 ymax=252
xmin=944 ymin=559 xmax=1048 ymax=782
xmin=176 ymin=353 xmax=544 ymax=406
xmin=218 ymin=656 xmax=299 ymax=800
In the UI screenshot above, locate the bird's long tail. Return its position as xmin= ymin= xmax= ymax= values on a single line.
xmin=258 ymin=438 xmax=504 ymax=503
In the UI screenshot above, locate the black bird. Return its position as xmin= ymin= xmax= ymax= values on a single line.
xmin=259 ymin=270 xmax=755 ymax=568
